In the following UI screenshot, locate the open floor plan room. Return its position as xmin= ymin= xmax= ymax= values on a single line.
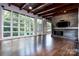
xmin=0 ymin=3 xmax=79 ymax=56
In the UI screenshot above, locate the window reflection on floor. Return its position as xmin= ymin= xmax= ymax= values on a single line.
xmin=1 ymin=34 xmax=52 ymax=56
xmin=2 ymin=40 xmax=12 ymax=56
xmin=46 ymin=34 xmax=53 ymax=51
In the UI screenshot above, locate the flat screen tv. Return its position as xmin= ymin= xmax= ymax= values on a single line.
xmin=56 ymin=21 xmax=70 ymax=27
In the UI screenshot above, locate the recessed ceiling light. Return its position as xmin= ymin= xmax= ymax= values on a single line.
xmin=64 ymin=10 xmax=67 ymax=13
xmin=29 ymin=6 xmax=32 ymax=10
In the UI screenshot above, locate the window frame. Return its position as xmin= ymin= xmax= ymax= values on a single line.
xmin=2 ymin=9 xmax=35 ymax=39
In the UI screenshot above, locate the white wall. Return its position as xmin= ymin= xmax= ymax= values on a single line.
xmin=0 ymin=6 xmax=3 ymax=39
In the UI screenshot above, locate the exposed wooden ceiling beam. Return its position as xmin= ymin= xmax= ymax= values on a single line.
xmin=41 ymin=12 xmax=55 ymax=17
xmin=44 ymin=6 xmax=78 ymax=17
xmin=41 ymin=4 xmax=78 ymax=17
xmin=30 ymin=3 xmax=51 ymax=13
xmin=36 ymin=4 xmax=69 ymax=15
xmin=20 ymin=3 xmax=28 ymax=10
xmin=53 ymin=9 xmax=78 ymax=16
xmin=60 ymin=4 xmax=78 ymax=11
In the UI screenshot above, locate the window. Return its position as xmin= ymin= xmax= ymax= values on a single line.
xmin=4 ymin=27 xmax=10 ymax=31
xmin=3 ymin=10 xmax=11 ymax=37
xmin=47 ymin=22 xmax=51 ymax=32
xmin=3 ymin=10 xmax=35 ymax=38
xmin=37 ymin=19 xmax=43 ymax=34
xmin=29 ymin=17 xmax=34 ymax=35
xmin=12 ymin=12 xmax=19 ymax=36
xmin=19 ymin=14 xmax=25 ymax=36
xmin=25 ymin=16 xmax=34 ymax=35
xmin=3 ymin=33 xmax=11 ymax=37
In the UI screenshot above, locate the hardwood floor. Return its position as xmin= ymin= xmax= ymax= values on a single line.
xmin=0 ymin=34 xmax=77 ymax=56
xmin=34 ymin=37 xmax=76 ymax=56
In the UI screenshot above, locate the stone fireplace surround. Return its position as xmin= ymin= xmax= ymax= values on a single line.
xmin=53 ymin=28 xmax=78 ymax=41
xmin=52 ymin=12 xmax=78 ymax=41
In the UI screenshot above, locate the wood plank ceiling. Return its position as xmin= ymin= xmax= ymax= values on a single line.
xmin=9 ymin=3 xmax=78 ymax=19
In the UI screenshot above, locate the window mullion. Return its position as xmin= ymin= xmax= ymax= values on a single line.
xmin=18 ymin=14 xmax=20 ymax=36
xmin=11 ymin=11 xmax=13 ymax=38
xmin=23 ymin=16 xmax=25 ymax=36
xmin=0 ymin=8 xmax=4 ymax=38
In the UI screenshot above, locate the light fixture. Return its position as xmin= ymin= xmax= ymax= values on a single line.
xmin=29 ymin=6 xmax=32 ymax=10
xmin=64 ymin=10 xmax=67 ymax=13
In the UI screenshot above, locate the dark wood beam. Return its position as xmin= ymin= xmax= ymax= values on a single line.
xmin=33 ymin=3 xmax=59 ymax=14
xmin=40 ymin=4 xmax=78 ymax=17
xmin=30 ymin=3 xmax=50 ymax=13
xmin=52 ymin=8 xmax=78 ymax=16
xmin=20 ymin=3 xmax=28 ymax=10
xmin=41 ymin=12 xmax=55 ymax=17
xmin=44 ymin=8 xmax=78 ymax=17
xmin=36 ymin=4 xmax=69 ymax=15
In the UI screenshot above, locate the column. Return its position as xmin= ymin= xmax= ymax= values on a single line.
xmin=42 ymin=19 xmax=47 ymax=49
xmin=34 ymin=18 xmax=37 ymax=52
xmin=0 ymin=5 xmax=3 ymax=55
xmin=78 ymin=6 xmax=79 ymax=42
xmin=77 ymin=6 xmax=79 ymax=49
xmin=77 ymin=5 xmax=79 ymax=56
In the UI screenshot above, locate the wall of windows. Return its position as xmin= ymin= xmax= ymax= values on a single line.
xmin=3 ymin=10 xmax=34 ymax=38
xmin=3 ymin=10 xmax=50 ymax=38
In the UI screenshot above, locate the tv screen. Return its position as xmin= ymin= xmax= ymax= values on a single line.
xmin=56 ymin=21 xmax=70 ymax=27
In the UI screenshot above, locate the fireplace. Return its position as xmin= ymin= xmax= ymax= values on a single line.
xmin=53 ymin=31 xmax=63 ymax=36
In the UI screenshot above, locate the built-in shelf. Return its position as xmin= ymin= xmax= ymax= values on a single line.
xmin=53 ymin=27 xmax=78 ymax=30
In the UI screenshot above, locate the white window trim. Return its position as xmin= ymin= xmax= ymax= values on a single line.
xmin=1 ymin=9 xmax=48 ymax=40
